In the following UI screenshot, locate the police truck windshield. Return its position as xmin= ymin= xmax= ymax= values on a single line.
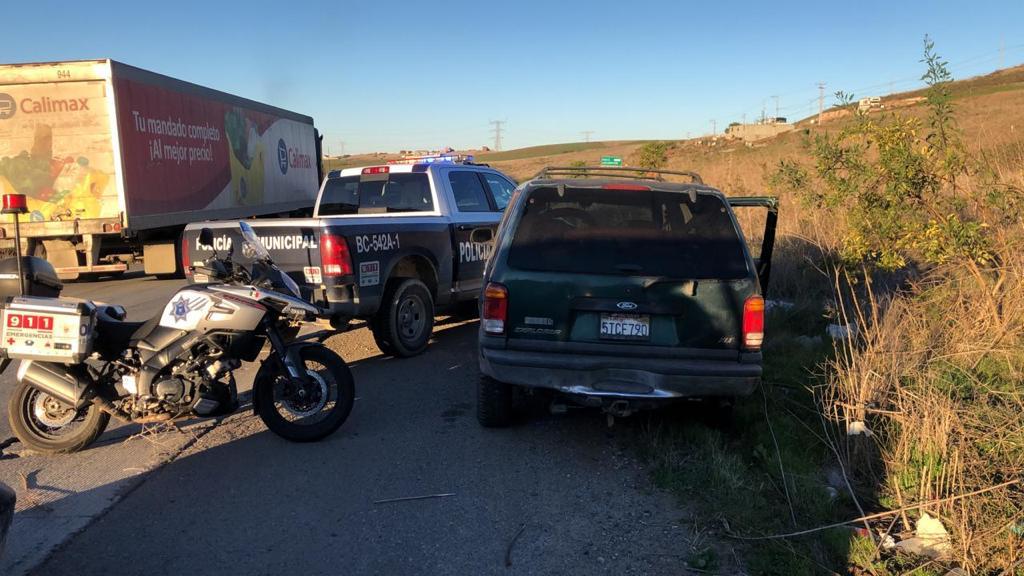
xmin=318 ymin=173 xmax=434 ymax=215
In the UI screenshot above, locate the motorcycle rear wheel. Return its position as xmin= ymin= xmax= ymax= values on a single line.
xmin=254 ymin=345 xmax=354 ymax=442
xmin=8 ymin=380 xmax=110 ymax=454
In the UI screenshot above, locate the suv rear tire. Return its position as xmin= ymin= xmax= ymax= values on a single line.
xmin=371 ymin=278 xmax=434 ymax=358
xmin=477 ymin=375 xmax=514 ymax=427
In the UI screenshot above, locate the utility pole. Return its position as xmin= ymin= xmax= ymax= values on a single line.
xmin=581 ymin=130 xmax=594 ymax=143
xmin=489 ymin=120 xmax=505 ymax=151
xmin=710 ymin=119 xmax=717 ymax=135
xmin=817 ymin=82 xmax=826 ymax=123
xmin=772 ymin=95 xmax=780 ymax=119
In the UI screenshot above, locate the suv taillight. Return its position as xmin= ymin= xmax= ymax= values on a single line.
xmin=482 ymin=282 xmax=508 ymax=335
xmin=742 ymin=295 xmax=765 ymax=350
xmin=320 ymin=234 xmax=352 ymax=277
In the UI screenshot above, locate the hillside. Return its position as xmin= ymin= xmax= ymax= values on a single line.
xmin=488 ymin=63 xmax=1024 ymax=185
xmin=321 ymin=64 xmax=1024 ymax=190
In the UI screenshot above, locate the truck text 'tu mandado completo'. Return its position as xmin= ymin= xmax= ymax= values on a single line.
xmin=0 ymin=59 xmax=322 ymax=280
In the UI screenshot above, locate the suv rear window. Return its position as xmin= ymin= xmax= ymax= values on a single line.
xmin=318 ymin=173 xmax=434 ymax=215
xmin=507 ymin=186 xmax=748 ymax=279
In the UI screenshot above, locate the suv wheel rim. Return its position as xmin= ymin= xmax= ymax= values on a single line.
xmin=398 ymin=294 xmax=425 ymax=342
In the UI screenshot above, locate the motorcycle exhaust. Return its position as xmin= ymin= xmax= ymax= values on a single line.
xmin=16 ymin=361 xmax=91 ymax=410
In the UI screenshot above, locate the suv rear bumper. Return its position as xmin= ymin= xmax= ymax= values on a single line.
xmin=479 ymin=341 xmax=760 ymax=399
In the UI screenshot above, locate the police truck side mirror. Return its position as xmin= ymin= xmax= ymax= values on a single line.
xmin=470 ymin=228 xmax=493 ymax=244
xmin=199 ymin=228 xmax=214 ymax=248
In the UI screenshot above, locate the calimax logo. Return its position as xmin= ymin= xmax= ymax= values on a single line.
xmin=19 ymin=96 xmax=90 ymax=114
xmin=0 ymin=93 xmax=15 ymax=120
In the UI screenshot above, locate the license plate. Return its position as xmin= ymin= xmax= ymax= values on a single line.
xmin=303 ymin=266 xmax=323 ymax=285
xmin=599 ymin=313 xmax=650 ymax=341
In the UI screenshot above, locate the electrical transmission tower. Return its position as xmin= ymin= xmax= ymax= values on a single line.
xmin=581 ymin=130 xmax=594 ymax=142
xmin=489 ymin=120 xmax=505 ymax=151
xmin=817 ymin=82 xmax=826 ymax=123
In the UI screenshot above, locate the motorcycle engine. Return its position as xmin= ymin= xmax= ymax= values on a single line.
xmin=154 ymin=376 xmax=188 ymax=404
xmin=153 ymin=375 xmax=221 ymax=416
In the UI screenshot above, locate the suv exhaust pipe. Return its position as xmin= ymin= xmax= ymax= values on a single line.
xmin=17 ymin=361 xmax=90 ymax=409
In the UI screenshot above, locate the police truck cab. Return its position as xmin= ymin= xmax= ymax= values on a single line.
xmin=183 ymin=155 xmax=516 ymax=357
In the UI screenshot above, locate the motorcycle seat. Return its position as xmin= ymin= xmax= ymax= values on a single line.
xmin=94 ymin=312 xmax=159 ymax=359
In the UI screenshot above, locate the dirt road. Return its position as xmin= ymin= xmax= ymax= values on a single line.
xmin=1 ymin=277 xmax=697 ymax=575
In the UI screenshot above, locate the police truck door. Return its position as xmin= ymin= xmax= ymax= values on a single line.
xmin=446 ymin=169 xmax=503 ymax=297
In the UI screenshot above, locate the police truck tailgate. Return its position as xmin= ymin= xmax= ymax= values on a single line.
xmin=183 ymin=219 xmax=325 ymax=297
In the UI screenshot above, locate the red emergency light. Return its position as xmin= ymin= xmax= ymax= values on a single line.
xmin=362 ymin=166 xmax=389 ymax=175
xmin=2 ymin=194 xmax=28 ymax=215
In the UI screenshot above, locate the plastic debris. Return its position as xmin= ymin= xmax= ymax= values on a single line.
xmin=896 ymin=513 xmax=953 ymax=559
xmin=847 ymin=421 xmax=873 ymax=437
xmin=827 ymin=323 xmax=859 ymax=340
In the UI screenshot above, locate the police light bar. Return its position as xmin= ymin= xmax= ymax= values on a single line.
xmin=387 ymin=154 xmax=475 ymax=165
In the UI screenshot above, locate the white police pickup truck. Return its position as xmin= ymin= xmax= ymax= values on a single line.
xmin=182 ymin=155 xmax=516 ymax=357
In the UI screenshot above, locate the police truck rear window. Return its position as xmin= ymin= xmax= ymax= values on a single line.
xmin=507 ymin=187 xmax=748 ymax=279
xmin=319 ymin=173 xmax=434 ymax=215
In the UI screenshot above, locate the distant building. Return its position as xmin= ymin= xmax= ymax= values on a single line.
xmin=858 ymin=96 xmax=882 ymax=113
xmin=724 ymin=121 xmax=794 ymax=142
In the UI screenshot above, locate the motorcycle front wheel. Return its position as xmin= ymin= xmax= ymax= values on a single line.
xmin=8 ymin=379 xmax=110 ymax=454
xmin=254 ymin=345 xmax=354 ymax=442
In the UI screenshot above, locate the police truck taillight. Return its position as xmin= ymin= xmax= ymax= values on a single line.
xmin=482 ymin=283 xmax=508 ymax=335
xmin=742 ymin=295 xmax=765 ymax=350
xmin=320 ymin=234 xmax=352 ymax=277
xmin=181 ymin=234 xmax=191 ymax=276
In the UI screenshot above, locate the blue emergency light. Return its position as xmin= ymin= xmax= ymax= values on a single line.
xmin=388 ymin=154 xmax=475 ymax=165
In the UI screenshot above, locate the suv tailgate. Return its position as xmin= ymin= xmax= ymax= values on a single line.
xmin=498 ymin=185 xmax=758 ymax=354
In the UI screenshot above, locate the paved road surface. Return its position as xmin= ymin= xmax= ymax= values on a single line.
xmin=1 ymin=274 xmax=701 ymax=575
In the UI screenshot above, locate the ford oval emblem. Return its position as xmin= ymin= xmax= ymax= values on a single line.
xmin=616 ymin=301 xmax=638 ymax=311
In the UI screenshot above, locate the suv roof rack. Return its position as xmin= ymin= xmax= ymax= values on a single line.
xmin=531 ymin=166 xmax=703 ymax=184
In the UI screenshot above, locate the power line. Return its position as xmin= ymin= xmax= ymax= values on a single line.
xmin=489 ymin=120 xmax=505 ymax=151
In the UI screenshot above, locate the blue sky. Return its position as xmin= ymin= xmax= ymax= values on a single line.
xmin=3 ymin=0 xmax=1022 ymax=153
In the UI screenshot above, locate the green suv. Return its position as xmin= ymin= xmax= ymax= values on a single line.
xmin=476 ymin=166 xmax=778 ymax=426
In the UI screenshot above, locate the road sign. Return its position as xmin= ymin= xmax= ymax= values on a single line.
xmin=600 ymin=156 xmax=622 ymax=166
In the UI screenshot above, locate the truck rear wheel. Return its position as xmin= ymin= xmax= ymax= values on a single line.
xmin=477 ymin=375 xmax=514 ymax=427
xmin=370 ymin=278 xmax=434 ymax=358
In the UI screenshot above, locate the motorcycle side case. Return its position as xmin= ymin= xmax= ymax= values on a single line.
xmin=0 ymin=296 xmax=96 ymax=363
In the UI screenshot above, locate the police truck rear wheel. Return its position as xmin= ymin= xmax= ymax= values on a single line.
xmin=371 ymin=279 xmax=434 ymax=358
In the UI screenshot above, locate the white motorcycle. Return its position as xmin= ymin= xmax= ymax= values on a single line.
xmin=1 ymin=222 xmax=354 ymax=454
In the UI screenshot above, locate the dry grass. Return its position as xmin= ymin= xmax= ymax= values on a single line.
xmin=820 ymin=236 xmax=1024 ymax=572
